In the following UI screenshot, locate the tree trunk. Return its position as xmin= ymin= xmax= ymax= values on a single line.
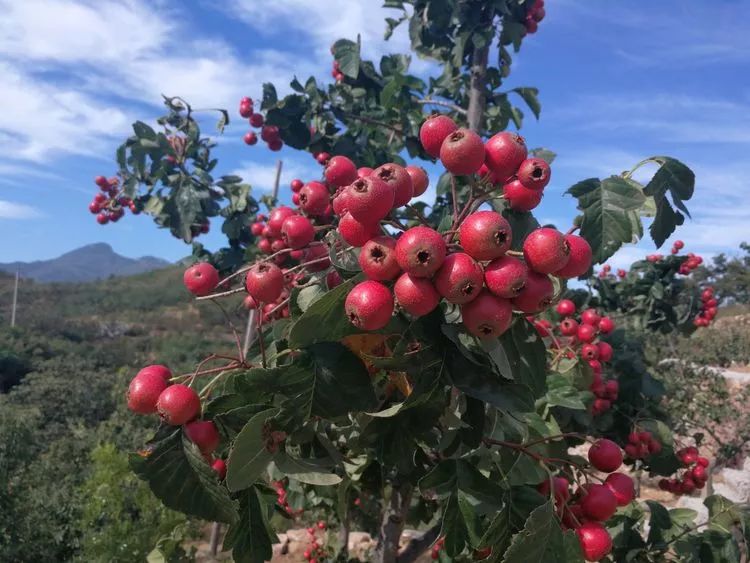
xmin=467 ymin=42 xmax=489 ymax=134
xmin=374 ymin=484 xmax=413 ymax=563
xmin=208 ymin=522 xmax=222 ymax=558
xmin=396 ymin=524 xmax=441 ymax=563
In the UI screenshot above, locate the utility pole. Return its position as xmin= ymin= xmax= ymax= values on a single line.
xmin=10 ymin=268 xmax=19 ymax=328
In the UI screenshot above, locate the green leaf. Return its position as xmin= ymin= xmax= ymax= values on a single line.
xmin=567 ymin=176 xmax=647 ymax=264
xmin=704 ymin=495 xmax=743 ymax=534
xmin=226 ymin=408 xmax=280 ymax=492
xmin=129 ymin=428 xmax=238 ymax=524
xmin=224 ymin=486 xmax=277 ymax=563
xmin=274 ymin=453 xmax=342 ymax=485
xmin=502 ymin=502 xmax=584 ymax=563
xmin=498 ymin=320 xmax=548 ymax=399
xmin=546 ymin=374 xmax=587 ymax=410
xmin=512 ymin=87 xmax=541 ymax=119
xmin=133 ymin=120 xmax=157 ymax=140
xmin=529 ymin=148 xmax=556 ymax=164
xmin=643 ymin=157 xmax=694 ymax=217
xmin=332 ymin=37 xmax=361 ymax=78
xmin=261 ymin=83 xmax=278 ymax=110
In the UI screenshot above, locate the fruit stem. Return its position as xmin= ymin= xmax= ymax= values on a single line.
xmin=195 ymin=286 xmax=246 ymax=301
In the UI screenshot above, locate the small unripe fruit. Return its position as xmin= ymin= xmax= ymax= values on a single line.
xmin=324 ymin=155 xmax=358 ymax=187
xmin=345 ymin=281 xmax=394 ymax=330
xmin=576 ymin=522 xmax=612 ymax=561
xmin=267 ymin=206 xmax=296 ymax=236
xmin=484 ymin=256 xmax=528 ymax=299
xmin=588 ymin=438 xmax=623 ymax=472
xmin=523 ymin=228 xmax=570 ymax=274
xmin=503 ymin=179 xmax=543 ymax=212
xmin=243 ymin=131 xmax=258 ymax=145
xmin=512 ymin=271 xmax=553 ymax=313
xmin=461 ymin=290 xmax=513 ymax=339
xmin=439 ymin=128 xmax=485 ymax=175
xmin=581 ymin=309 xmax=601 ymax=326
xmin=433 ymin=253 xmax=484 ymax=304
xmin=580 ymin=483 xmax=617 ymax=521
xmin=459 ymin=211 xmax=512 ymax=261
xmin=555 ymin=235 xmax=593 ymax=279
xmin=184 ymin=420 xmax=220 ymax=454
xmin=156 ymin=384 xmax=201 ymax=425
xmin=183 ymin=263 xmax=220 ymax=296
xmin=556 ymin=299 xmax=576 ymax=317
xmin=598 ymin=317 xmax=615 ymax=334
xmin=419 ymin=114 xmax=458 ymax=158
xmin=484 ymin=132 xmax=527 ymax=183
xmin=338 ymin=212 xmax=380 ymax=247
xmin=245 ymin=262 xmax=284 ymax=302
xmin=560 ymin=318 xmax=578 ymax=336
xmin=299 ymin=181 xmax=330 ymax=215
xmin=394 ymin=273 xmax=441 ymax=317
xmin=372 ymin=163 xmax=413 ymax=208
xmin=405 ymin=165 xmax=429 ymax=197
xmin=211 ymin=458 xmax=227 ymax=480
xmin=596 ymin=342 xmax=613 ymax=362
xmin=127 ymin=371 xmax=169 ymax=414
xmin=281 ymin=215 xmax=315 ymax=249
xmin=517 ymin=158 xmax=551 ymax=191
xmin=347 ymin=176 xmax=394 ymax=222
xmin=605 ymin=473 xmax=635 ymax=506
xmin=359 ymin=236 xmax=401 ymax=281
xmin=395 ymin=226 xmax=447 ymax=278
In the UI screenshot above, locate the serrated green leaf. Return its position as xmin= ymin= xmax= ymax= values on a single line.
xmin=274 ymin=453 xmax=342 ymax=485
xmin=226 ymin=408 xmax=280 ymax=492
xmin=332 ymin=37 xmax=361 ymax=78
xmin=224 ymin=486 xmax=277 ymax=563
xmin=502 ymin=502 xmax=584 ymax=563
xmin=512 ymin=87 xmax=541 ymax=119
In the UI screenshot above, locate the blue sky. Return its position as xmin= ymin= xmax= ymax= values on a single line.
xmin=2 ymin=0 xmax=749 ymax=269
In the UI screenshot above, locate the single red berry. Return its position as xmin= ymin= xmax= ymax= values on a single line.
xmin=674 ymin=240 xmax=684 ymax=249
xmin=624 ymin=443 xmax=639 ymax=459
xmin=598 ymin=317 xmax=615 ymax=334
xmin=299 ymin=181 xmax=330 ymax=215
xmin=127 ymin=371 xmax=169 ymax=414
xmin=588 ymin=439 xmax=623 ymax=472
xmin=245 ymin=262 xmax=284 ymax=302
xmin=281 ymin=215 xmax=315 ymax=249
xmin=604 ymin=380 xmax=619 ymax=400
xmin=243 ymin=295 xmax=259 ymax=310
xmin=315 ymin=151 xmax=331 ymax=164
xmin=576 ymin=522 xmax=612 ymax=561
xmin=484 ymin=255 xmax=528 ymax=299
xmin=419 ymin=114 xmax=458 ymax=158
xmin=394 ymin=273 xmax=441 ymax=317
xmin=405 ymin=165 xmax=429 ymax=197
xmin=516 ymin=158 xmax=551 ymax=191
xmin=345 ymin=281 xmax=394 ymax=330
xmin=271 ymin=238 xmax=287 ymax=253
xmin=291 ymin=178 xmax=304 ymax=192
xmin=317 ymin=521 xmax=326 ymax=530
xmin=648 ymin=439 xmax=662 ymax=455
xmin=605 ymin=473 xmax=635 ymax=506
xmin=581 ymin=309 xmax=601 ymax=326
xmin=243 ymin=131 xmax=258 ymax=145
xmin=359 ymin=236 xmax=401 ymax=281
xmin=372 ymin=163 xmax=413 ymax=208
xmin=696 ymin=456 xmax=709 ymax=468
xmin=96 ymin=212 xmax=109 ymax=225
xmin=581 ymin=343 xmax=599 ymax=361
xmin=88 ymin=201 xmax=101 ymax=214
xmin=347 ymin=176 xmax=395 ymax=222
xmin=537 ymin=476 xmax=570 ymax=504
xmin=580 ymin=483 xmax=618 ymax=521
xmin=523 ymin=228 xmax=570 ymax=274
xmin=434 ymin=252 xmax=484 ymax=304
xmin=184 ymin=420 xmax=220 ymax=454
xmin=260 ymin=125 xmax=280 ymax=142
xmin=588 ymin=359 xmax=602 ymax=375
xmin=597 ymin=342 xmax=613 ymax=362
xmin=554 ymin=235 xmax=592 ymax=279
xmin=357 ymin=166 xmax=373 ymax=178
xmin=249 ymin=113 xmax=264 ymax=128
xmin=560 ymin=318 xmax=579 ymax=336
xmin=512 ymin=271 xmax=553 ymax=313
xmin=459 ymin=211 xmax=512 ymax=261
xmin=577 ymin=323 xmax=597 ymax=343
xmin=332 ymin=186 xmax=351 ymax=216
xmin=211 ymin=458 xmax=227 ymax=480
xmin=326 ymin=270 xmax=343 ymax=289
xmin=267 ymin=138 xmax=283 ymax=151
xmin=503 ymin=179 xmax=543 ymax=212
xmin=258 ymin=238 xmax=272 ymax=254
xmin=251 ymin=222 xmax=265 ymax=236
xmin=183 ymin=263 xmax=220 ymax=296
xmin=267 ymin=206 xmax=296 ymax=236
xmin=461 ymin=290 xmax=513 ymax=339
xmin=95 ymin=175 xmax=110 ymax=188
xmin=484 ymin=132 xmax=528 ymax=184
xmin=338 ymin=212 xmax=380 ymax=247
xmin=556 ymin=299 xmax=576 ymax=317
xmin=156 ymin=384 xmax=201 ymax=425
xmin=439 ymin=128 xmax=485 ymax=175
xmin=395 ymin=226 xmax=447 ymax=278
xmin=325 ymin=155 xmax=358 ymax=187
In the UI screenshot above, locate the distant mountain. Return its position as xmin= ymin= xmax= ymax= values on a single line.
xmin=0 ymin=243 xmax=171 ymax=282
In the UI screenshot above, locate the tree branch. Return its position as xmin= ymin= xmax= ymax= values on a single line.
xmin=467 ymin=40 xmax=490 ymax=133
xmin=374 ymin=483 xmax=413 ymax=563
xmin=396 ymin=524 xmax=441 ymax=563
xmin=415 ymin=98 xmax=467 ymax=115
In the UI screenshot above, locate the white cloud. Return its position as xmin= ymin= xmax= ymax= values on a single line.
xmin=0 ymin=200 xmax=44 ymax=219
xmin=230 ymin=157 xmax=322 ymax=193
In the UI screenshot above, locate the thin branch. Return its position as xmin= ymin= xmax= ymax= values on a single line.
xmin=196 ymin=286 xmax=246 ymax=301
xmin=415 ymin=98 xmax=467 ymax=115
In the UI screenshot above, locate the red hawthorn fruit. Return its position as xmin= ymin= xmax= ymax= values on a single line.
xmin=439 ymin=128 xmax=485 ymax=175
xmin=580 ymin=483 xmax=618 ymax=521
xmin=692 ymin=465 xmax=707 ymax=482
xmin=484 ymin=255 xmax=528 ymax=299
xmin=604 ymin=379 xmax=619 ymax=399
xmin=560 ymin=318 xmax=579 ymax=336
xmin=581 ymin=309 xmax=601 ymax=326
xmin=581 ymin=343 xmax=599 ymax=361
xmin=674 ymin=240 xmax=684 ymax=249
xmin=576 ymin=522 xmax=612 ymax=562
xmin=648 ymin=439 xmax=662 ymax=455
xmin=345 ymin=281 xmax=394 ymax=330
xmin=588 ymin=438 xmax=623 ymax=472
xmin=211 ymin=458 xmax=227 ymax=480
xmin=598 ymin=316 xmax=615 ymax=334
xmin=473 ymin=547 xmax=492 ymax=561
xmin=372 ymin=163 xmax=413 ymax=208
xmin=271 ymin=238 xmax=287 ymax=253
xmin=243 ymin=295 xmax=259 ymax=309
xmin=249 ymin=113 xmax=264 ymax=128
xmin=183 ymin=263 xmax=220 ymax=296
xmin=260 ymin=125 xmax=280 ymax=142
xmin=251 ymin=222 xmax=265 ymax=236
xmin=88 ymin=201 xmax=101 ymax=214
xmin=347 ymin=176 xmax=395 ymax=222
xmin=326 ymin=270 xmax=343 ymax=289
xmin=516 ymin=158 xmax=551 ymax=191
xmin=281 ymin=215 xmax=315 ymax=249
xmin=537 ymin=476 xmax=570 ymax=504
xmin=324 ymin=155 xmax=358 ymax=187
xmin=357 ymin=166 xmax=374 ymax=178
xmin=458 ymin=210 xmax=512 ymax=261
xmin=588 ymin=359 xmax=602 ymax=375
xmin=332 ymin=186 xmax=351 ymax=216
xmin=596 ymin=341 xmax=613 ymax=362
xmin=592 ymin=398 xmax=611 ymax=415
xmin=267 ymin=138 xmax=283 ymax=151
xmin=258 ymin=238 xmax=272 ymax=254
xmin=243 ymin=131 xmax=258 ymax=145
xmin=525 ymin=19 xmax=538 ymax=33
xmin=95 ymin=175 xmax=109 ymax=188
xmin=503 ymin=179 xmax=543 ymax=212
xmin=338 ymin=212 xmax=381 ymax=247
xmin=395 ymin=226 xmax=447 ymax=278
xmin=315 ymin=151 xmax=331 ymax=164
xmin=433 ymin=252 xmax=484 ymax=304
xmin=523 ymin=228 xmax=570 ymax=274
xmin=697 ymin=456 xmax=709 ymax=468
xmin=245 ymin=262 xmax=284 ymax=303
xmin=554 ymin=235 xmax=592 ymax=279
xmin=461 ymin=290 xmax=513 ymax=339
xmin=96 ymin=212 xmax=109 ymax=225
xmin=484 ymin=132 xmax=528 ymax=183
xmin=556 ymin=299 xmax=576 ymax=317
xmin=419 ymin=114 xmax=458 ymax=158
xmin=267 ymin=206 xmax=296 ymax=236
xmin=127 ymin=371 xmax=169 ymax=414
xmin=405 ymin=165 xmax=429 ymax=197
xmin=512 ymin=271 xmax=553 ymax=313
xmin=359 ymin=236 xmax=401 ymax=281
xmin=299 ymin=181 xmax=330 ymax=215
xmin=156 ymin=384 xmax=201 ymax=425
xmin=394 ymin=273 xmax=441 ymax=317
xmin=605 ymin=473 xmax=635 ymax=506
xmin=137 ymin=364 xmax=172 ymax=381
xmin=184 ymin=420 xmax=220 ymax=454
xmin=291 ymin=178 xmax=304 ymax=192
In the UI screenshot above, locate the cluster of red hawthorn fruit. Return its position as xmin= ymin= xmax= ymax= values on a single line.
xmin=331 ymin=60 xmax=344 ymax=83
xmin=302 ymin=521 xmax=329 ymax=563
xmin=695 ymin=286 xmax=718 ymax=327
xmin=524 ymin=0 xmax=546 ymax=34
xmin=239 ymin=96 xmax=283 ymax=151
xmin=658 ymin=446 xmax=710 ymax=495
xmin=272 ymin=479 xmax=304 ymax=518
xmin=126 ymin=365 xmax=227 ymax=478
xmin=88 ymin=175 xmax=138 ymax=225
xmin=623 ymin=429 xmax=662 ymax=461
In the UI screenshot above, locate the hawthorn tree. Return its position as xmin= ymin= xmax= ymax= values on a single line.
xmin=97 ymin=1 xmax=749 ymax=562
